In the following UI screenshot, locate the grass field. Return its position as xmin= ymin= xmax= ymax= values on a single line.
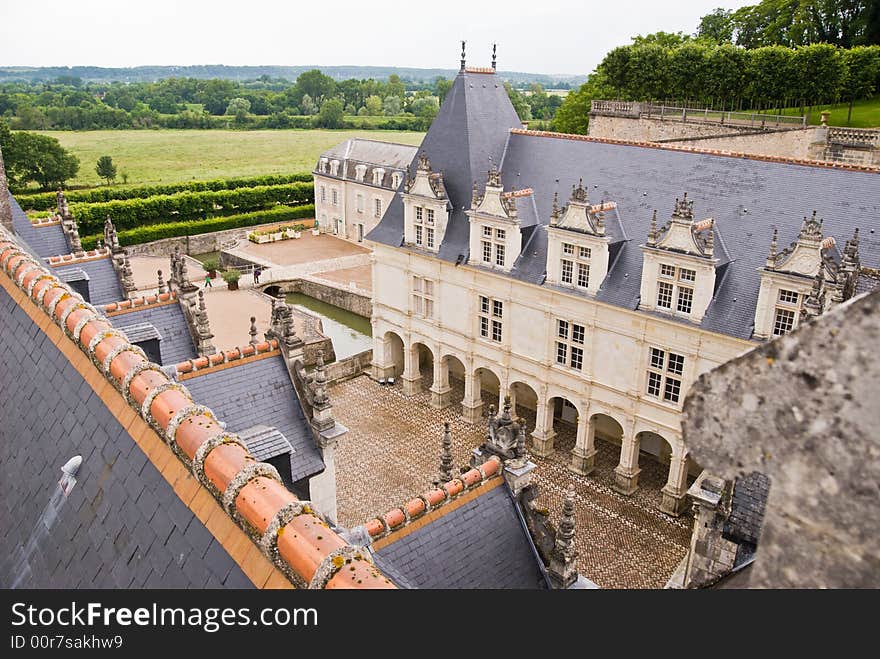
xmin=32 ymin=129 xmax=425 ymax=188
xmin=777 ymin=95 xmax=880 ymax=128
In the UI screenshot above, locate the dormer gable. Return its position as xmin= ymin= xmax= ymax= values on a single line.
xmin=753 ymin=214 xmax=861 ymax=340
xmin=639 ymin=193 xmax=719 ymax=323
xmin=329 ymin=159 xmax=340 ymax=177
xmin=354 ymin=164 xmax=367 ymax=182
xmin=546 ymin=181 xmax=613 ymax=294
xmin=401 ymin=153 xmax=450 ymax=252
xmin=466 ymin=166 xmax=525 ymax=272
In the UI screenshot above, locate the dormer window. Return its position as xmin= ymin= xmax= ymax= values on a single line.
xmin=355 ymin=164 xmax=367 ymax=182
xmin=319 ymin=157 xmax=328 ymax=173
xmin=391 ymin=172 xmax=402 ymax=189
xmin=329 ymin=160 xmax=340 ymax=176
xmin=372 ymin=168 xmax=385 ymax=186
xmin=560 ymin=242 xmax=592 ymax=289
xmin=772 ymin=289 xmax=801 ymax=336
xmin=639 ymin=194 xmax=720 ymax=323
xmin=478 ymin=225 xmax=507 ymax=267
xmin=402 ymin=153 xmax=449 ymax=252
xmin=413 ymin=206 xmax=436 ymax=249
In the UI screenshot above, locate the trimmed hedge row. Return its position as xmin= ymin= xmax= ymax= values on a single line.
xmin=79 ymin=204 xmax=315 ymax=250
xmin=16 ymin=172 xmax=314 ymax=211
xmin=71 ymin=182 xmax=314 ymax=234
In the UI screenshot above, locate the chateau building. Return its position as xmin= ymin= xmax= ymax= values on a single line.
xmin=326 ymin=51 xmax=880 ymax=517
xmin=313 ymin=138 xmax=417 ymax=243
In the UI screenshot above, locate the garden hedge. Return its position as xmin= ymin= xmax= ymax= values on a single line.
xmin=79 ymin=204 xmax=315 ymax=250
xmin=69 ymin=182 xmax=314 ymax=234
xmin=16 ymin=172 xmax=313 ymax=211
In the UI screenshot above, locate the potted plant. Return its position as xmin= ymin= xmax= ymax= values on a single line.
xmin=312 ymin=222 xmax=321 ymax=236
xmin=222 ymin=268 xmax=242 ymax=291
xmin=202 ymin=257 xmax=220 ymax=278
xmin=293 ymin=223 xmax=305 ymax=239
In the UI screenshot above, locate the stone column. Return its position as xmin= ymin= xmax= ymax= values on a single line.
xmin=613 ymin=427 xmax=641 ymax=496
xmin=429 ymin=355 xmax=453 ymax=409
xmin=530 ymin=398 xmax=556 ymax=458
xmin=401 ymin=343 xmax=421 ymax=396
xmin=569 ymin=414 xmax=597 ymax=475
xmin=682 ymin=473 xmax=737 ymax=588
xmin=461 ymin=368 xmax=483 ymax=424
xmin=0 ymin=144 xmax=13 ymax=233
xmin=661 ymin=448 xmax=690 ymax=516
xmin=371 ymin=332 xmax=396 ymax=381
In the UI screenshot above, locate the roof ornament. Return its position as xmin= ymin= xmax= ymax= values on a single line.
xmin=766 ymin=228 xmax=778 ymax=269
xmin=799 ymin=210 xmax=824 ymax=243
xmin=157 ymin=269 xmax=167 ymax=295
xmin=548 ymin=487 xmax=579 ymax=588
xmin=486 ymin=161 xmax=501 ymax=188
xmin=120 ymin=252 xmax=137 ymax=297
xmin=417 ymin=151 xmax=431 ymax=172
xmin=550 ymin=190 xmax=561 ymax=226
xmin=440 ymin=421 xmax=454 ymax=483
xmin=312 ymin=350 xmax=329 ymax=408
xmin=801 ymin=268 xmax=825 ymax=321
xmin=492 ymin=43 xmax=497 ymax=71
xmin=471 ymin=180 xmax=480 ymax=209
xmin=570 ymin=178 xmax=588 ymax=204
xmin=195 ymin=289 xmax=216 ymax=356
xmin=103 ymin=215 xmax=120 ymax=253
xmin=647 ymin=210 xmax=658 ymax=246
xmin=460 ymin=40 xmax=466 ymax=71
xmin=249 ymin=316 xmax=258 ymax=345
xmin=672 ymin=192 xmax=694 ymax=220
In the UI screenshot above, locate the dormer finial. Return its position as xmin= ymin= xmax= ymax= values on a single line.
xmin=460 ymin=40 xmax=466 ymax=71
xmin=492 ymin=43 xmax=497 ymax=70
xmin=766 ymin=228 xmax=778 ymax=269
xmin=647 ymin=209 xmax=658 ymax=246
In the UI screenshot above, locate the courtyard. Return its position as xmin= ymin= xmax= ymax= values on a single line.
xmin=330 ymin=372 xmax=693 ymax=589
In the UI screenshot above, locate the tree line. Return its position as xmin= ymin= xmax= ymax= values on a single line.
xmin=0 ymin=68 xmax=562 ymax=132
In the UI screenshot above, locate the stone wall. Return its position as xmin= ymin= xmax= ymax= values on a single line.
xmin=260 ymin=279 xmax=372 ymax=318
xmin=588 ymin=114 xmax=773 ymax=143
xmin=681 ymin=289 xmax=880 ymax=588
xmin=325 ymin=349 xmax=373 ymax=383
xmin=125 ymin=218 xmax=316 ymax=258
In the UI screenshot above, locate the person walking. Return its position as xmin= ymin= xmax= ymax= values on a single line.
xmin=253 ymin=266 xmax=261 ymax=285
xmin=204 ymin=273 xmax=213 ymax=288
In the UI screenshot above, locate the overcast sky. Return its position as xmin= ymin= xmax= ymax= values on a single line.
xmin=0 ymin=0 xmax=755 ymax=75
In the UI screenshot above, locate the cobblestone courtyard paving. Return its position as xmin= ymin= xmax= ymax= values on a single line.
xmin=331 ymin=373 xmax=693 ymax=589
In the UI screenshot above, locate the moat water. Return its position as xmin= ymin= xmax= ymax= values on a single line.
xmin=285 ymin=292 xmax=372 ymax=361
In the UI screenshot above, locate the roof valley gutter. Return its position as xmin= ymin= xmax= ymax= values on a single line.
xmin=504 ymin=481 xmax=554 ymax=590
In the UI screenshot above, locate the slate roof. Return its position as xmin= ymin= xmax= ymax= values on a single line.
xmin=366 ymin=70 xmax=880 ymax=341
xmin=238 ymin=424 xmax=294 ymax=462
xmin=182 ymin=355 xmax=324 ymax=482
xmin=724 ymin=471 xmax=771 ymax=547
xmin=0 ymin=285 xmax=252 ymax=588
xmin=318 ymin=138 xmax=418 ymax=191
xmin=373 ymin=483 xmax=549 ymax=589
xmin=54 ymin=256 xmax=125 ymax=306
xmin=108 ymin=302 xmax=197 ymax=365
xmin=10 ymin=196 xmax=69 ymax=258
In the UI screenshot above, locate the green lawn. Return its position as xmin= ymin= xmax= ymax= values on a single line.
xmin=32 ymin=128 xmax=425 ymax=188
xmin=777 ymin=95 xmax=880 ymax=128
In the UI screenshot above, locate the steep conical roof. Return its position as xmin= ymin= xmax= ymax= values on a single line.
xmin=366 ymin=69 xmax=522 ymax=261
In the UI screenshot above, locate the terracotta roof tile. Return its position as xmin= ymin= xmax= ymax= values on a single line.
xmin=0 ymin=231 xmax=394 ymax=590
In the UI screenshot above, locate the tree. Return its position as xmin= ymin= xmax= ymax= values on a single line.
xmin=552 ymin=82 xmax=597 ymax=135
xmin=316 ymin=98 xmax=344 ymax=128
xmin=2 ymin=131 xmax=79 ymax=190
xmin=841 ymin=45 xmax=880 ymax=123
xmin=296 ymin=70 xmax=336 ymax=105
xmin=225 ymin=97 xmax=251 ymax=124
xmin=364 ymin=95 xmax=383 ymax=116
xmin=795 ymin=42 xmax=846 ymax=112
xmin=600 ymin=46 xmax=633 ymax=97
xmin=698 ymin=8 xmax=735 ymax=44
xmin=382 ymin=95 xmax=402 ymax=116
xmin=435 ymin=77 xmax=453 ymax=104
xmin=410 ymin=96 xmax=440 ymax=120
xmin=669 ymin=42 xmax=710 ymax=101
xmin=95 ymin=155 xmax=117 ymax=185
xmin=300 ymin=94 xmax=317 ymax=115
xmin=631 ymin=31 xmax=691 ymax=48
xmin=706 ymin=44 xmax=749 ymax=108
xmin=504 ymin=83 xmax=532 ymax=121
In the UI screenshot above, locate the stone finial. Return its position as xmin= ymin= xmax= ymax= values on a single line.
xmin=157 ymin=269 xmax=167 ymax=295
xmin=570 ymin=178 xmax=588 ymax=204
xmin=66 ymin=216 xmax=83 ymax=255
xmin=548 ymin=487 xmax=579 ymax=588
xmin=802 ymin=268 xmax=826 ymax=321
xmin=647 ymin=209 xmax=658 ymax=246
xmin=703 ymin=223 xmax=715 ymax=257
xmin=550 ymin=190 xmax=561 ymax=226
xmin=0 ymin=143 xmax=11 ymax=232
xmin=799 ymin=210 xmax=824 ymax=243
xmin=486 ymin=163 xmax=501 ymax=188
xmin=673 ymin=192 xmax=694 ymax=220
xmin=471 ymin=181 xmax=479 ymax=209
xmin=195 ymin=289 xmax=215 ymax=356
xmin=491 ymin=43 xmax=497 ymax=70
xmin=417 ymin=151 xmax=431 ymax=172
xmin=249 ymin=316 xmax=258 ymax=345
xmin=56 ymin=188 xmax=65 ymax=216
xmin=120 ymin=252 xmax=136 ymax=296
xmin=460 ymin=39 xmax=466 ymax=71
xmin=103 ymin=215 xmax=120 ymax=252
xmin=766 ymin=228 xmax=778 ymax=269
xmin=440 ymin=421 xmax=454 ymax=483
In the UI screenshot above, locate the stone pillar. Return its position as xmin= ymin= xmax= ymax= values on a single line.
xmin=308 ymin=443 xmax=339 ymax=525
xmin=547 ymin=487 xmax=579 ymax=589
xmin=682 ymin=472 xmax=737 ymax=588
xmin=530 ymin=398 xmax=556 ymax=458
xmin=613 ymin=428 xmax=641 ymax=496
xmin=503 ymin=459 xmax=536 ymax=498
xmin=661 ymin=448 xmax=690 ymax=516
xmin=401 ymin=344 xmax=421 ymax=396
xmin=569 ymin=414 xmax=597 ymax=475
xmin=0 ymin=144 xmax=13 ymax=233
xmin=429 ymin=355 xmax=453 ymax=409
xmin=371 ymin=333 xmax=396 ymax=381
xmin=461 ymin=368 xmax=483 ymax=424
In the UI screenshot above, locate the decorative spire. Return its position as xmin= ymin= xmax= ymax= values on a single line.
xmin=0 ymin=144 xmax=11 ymax=232
xmin=313 ymin=350 xmax=329 ymax=407
xmin=249 ymin=316 xmax=258 ymax=345
xmin=550 ymin=190 xmax=561 ymax=226
xmin=798 ymin=210 xmax=823 ymax=243
xmin=460 ymin=40 xmax=466 ymax=71
xmin=56 ymin=188 xmax=66 ymax=216
xmin=548 ymin=487 xmax=579 ymax=588
xmin=486 ymin=163 xmax=501 ymax=188
xmin=766 ymin=228 xmax=778 ymax=269
xmin=514 ymin=417 xmax=527 ymax=460
xmin=647 ymin=209 xmax=658 ymax=246
xmin=801 ymin=268 xmax=825 ymax=321
xmin=440 ymin=422 xmax=454 ymax=483
xmin=195 ymin=289 xmax=215 ymax=356
xmin=704 ymin=223 xmax=714 ymax=255
xmin=417 ymin=151 xmax=431 ymax=172
xmin=157 ymin=269 xmax=167 ymax=295
xmin=491 ymin=43 xmax=497 ymax=71
xmin=570 ymin=178 xmax=588 ymax=204
xmin=103 ymin=215 xmax=120 ymax=252
xmin=471 ymin=180 xmax=479 ymax=209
